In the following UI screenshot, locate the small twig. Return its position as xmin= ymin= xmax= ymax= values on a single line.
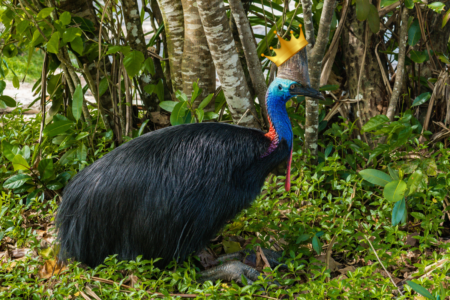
xmin=364 ymin=235 xmax=403 ymax=296
xmin=38 ymin=53 xmax=49 ymax=160
xmin=237 ymin=108 xmax=250 ymax=125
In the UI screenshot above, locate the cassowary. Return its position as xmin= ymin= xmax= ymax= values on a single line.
xmin=56 ymin=47 xmax=323 ymax=280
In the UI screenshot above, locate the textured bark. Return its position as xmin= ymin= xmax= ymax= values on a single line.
xmin=386 ymin=7 xmax=408 ymax=121
xmin=301 ymin=0 xmax=336 ymax=158
xmin=342 ymin=1 xmax=388 ymax=128
xmin=122 ymin=0 xmax=160 ymax=112
xmin=156 ymin=0 xmax=184 ymax=93
xmin=197 ymin=0 xmax=260 ymax=129
xmin=229 ymin=0 xmax=269 ymax=128
xmin=180 ymin=0 xmax=215 ymax=110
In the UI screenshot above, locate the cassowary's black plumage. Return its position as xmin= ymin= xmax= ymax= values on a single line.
xmin=56 ymin=123 xmax=289 ymax=267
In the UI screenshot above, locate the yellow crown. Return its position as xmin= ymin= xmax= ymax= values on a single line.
xmin=261 ymin=25 xmax=308 ymax=67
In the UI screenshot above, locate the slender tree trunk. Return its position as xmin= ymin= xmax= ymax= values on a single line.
xmin=197 ymin=0 xmax=260 ymax=129
xmin=156 ymin=0 xmax=184 ymax=93
xmin=301 ymin=0 xmax=336 ymax=159
xmin=180 ymin=0 xmax=215 ymax=110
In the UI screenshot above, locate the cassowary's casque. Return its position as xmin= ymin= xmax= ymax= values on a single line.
xmin=56 ymin=26 xmax=324 ymax=271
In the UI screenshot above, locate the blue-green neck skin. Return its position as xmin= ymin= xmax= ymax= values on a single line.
xmin=265 ymin=78 xmax=295 ymax=150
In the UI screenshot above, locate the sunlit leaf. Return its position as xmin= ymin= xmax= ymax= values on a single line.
xmin=47 ymin=31 xmax=61 ymax=54
xmin=392 ymin=198 xmax=406 ymax=226
xmin=123 ymin=50 xmax=145 ymax=78
xmin=0 ymin=95 xmax=16 ymax=107
xmin=159 ymin=101 xmax=177 ymax=112
xmin=361 ymin=114 xmax=389 ymax=132
xmin=356 ymin=0 xmax=371 ymax=21
xmin=428 ymin=2 xmax=445 ymax=13
xmin=72 ymin=84 xmax=83 ymax=121
xmin=12 ymin=154 xmax=29 ymax=171
xmin=383 ymin=180 xmax=407 ymax=202
xmin=38 ymin=158 xmax=54 ymax=181
xmin=406 ymin=281 xmax=436 ymax=300
xmin=59 ymin=11 xmax=71 ymax=26
xmin=360 ymin=169 xmax=392 ymax=187
xmin=411 ymin=92 xmax=431 ymax=107
xmin=43 ymin=120 xmax=73 ymax=137
xmin=70 ymin=36 xmax=84 ymax=55
xmin=37 ymin=8 xmax=55 ymax=20
xmin=3 ymin=174 xmax=32 ymax=189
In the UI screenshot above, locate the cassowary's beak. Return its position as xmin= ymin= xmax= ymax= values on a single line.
xmin=290 ymin=85 xmax=325 ymax=100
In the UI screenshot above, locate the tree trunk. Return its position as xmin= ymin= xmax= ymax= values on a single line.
xmin=197 ymin=0 xmax=260 ymax=129
xmin=156 ymin=0 xmax=184 ymax=93
xmin=180 ymin=0 xmax=215 ymax=110
xmin=342 ymin=1 xmax=388 ymax=134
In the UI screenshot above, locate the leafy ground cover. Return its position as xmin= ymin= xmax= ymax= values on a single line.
xmin=0 ymin=108 xmax=450 ymax=299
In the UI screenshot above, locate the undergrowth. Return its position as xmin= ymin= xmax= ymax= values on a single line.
xmin=0 ymin=108 xmax=449 ymax=299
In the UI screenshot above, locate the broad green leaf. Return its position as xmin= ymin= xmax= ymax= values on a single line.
xmin=406 ymin=281 xmax=436 ymax=300
xmin=59 ymin=148 xmax=77 ymax=165
xmin=421 ymin=158 xmax=437 ymax=176
xmin=47 ymin=73 xmax=62 ymax=95
xmin=144 ymin=84 xmax=155 ymax=95
xmin=411 ymin=92 xmax=431 ymax=107
xmin=16 ymin=20 xmax=30 ymax=34
xmin=72 ymin=84 xmax=83 ymax=121
xmin=98 ymin=77 xmax=109 ymax=97
xmin=410 ymin=50 xmax=427 ymax=63
xmin=12 ymin=154 xmax=29 ymax=171
xmin=407 ymin=169 xmax=423 ymax=195
xmin=392 ymin=198 xmax=406 ymax=226
xmin=383 ymin=180 xmax=407 ymax=203
xmin=170 ymin=101 xmax=187 ymax=126
xmin=12 ymin=75 xmax=19 ymax=89
xmin=319 ymin=84 xmax=339 ymax=91
xmin=312 ymin=235 xmax=321 ymax=255
xmin=361 ymin=114 xmax=389 ymax=132
xmin=0 ymin=80 xmax=6 ymax=94
xmin=405 ymin=0 xmax=414 ymax=9
xmin=138 ymin=119 xmax=150 ymax=137
xmin=59 ymin=11 xmax=71 ymax=26
xmin=443 ymin=9 xmax=450 ymax=28
xmin=47 ymin=31 xmax=61 ymax=54
xmin=143 ymin=57 xmax=155 ymax=75
xmin=0 ymin=95 xmax=16 ymax=107
xmin=63 ymin=27 xmax=82 ymax=43
xmin=123 ymin=50 xmax=145 ymax=78
xmin=75 ymin=132 xmax=90 ymax=140
xmin=3 ymin=174 xmax=32 ymax=189
xmin=388 ymin=166 xmax=399 ymax=180
xmin=439 ymin=54 xmax=450 ymax=64
xmin=43 ymin=120 xmax=73 ymax=137
xmin=196 ymin=109 xmax=204 ymax=123
xmin=428 ymin=2 xmax=445 ymax=13
xmin=77 ymin=143 xmax=87 ymax=161
xmin=70 ymin=36 xmax=84 ymax=55
xmin=38 ymin=158 xmax=54 ymax=181
xmin=1 ymin=140 xmax=15 ymax=161
xmin=155 ymin=79 xmax=164 ymax=102
xmin=198 ymin=93 xmax=214 ymax=110
xmin=356 ymin=0 xmax=371 ymax=21
xmin=367 ymin=5 xmax=380 ymax=33
xmin=408 ymin=19 xmax=421 ymax=47
xmin=191 ymin=81 xmax=202 ymax=103
xmin=159 ymin=101 xmax=177 ymax=112
xmin=0 ymin=100 xmax=5 ymax=109
xmin=204 ymin=111 xmax=219 ymax=120
xmin=106 ymin=45 xmax=131 ymax=55
xmin=175 ymin=90 xmax=188 ymax=102
xmin=360 ymin=169 xmax=392 ymax=186
xmin=37 ymin=8 xmax=55 ymax=20
xmin=31 ymin=28 xmax=46 ymax=47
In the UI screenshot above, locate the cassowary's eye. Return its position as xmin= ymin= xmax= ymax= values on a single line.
xmin=290 ymin=85 xmax=296 ymax=90
xmin=278 ymin=84 xmax=282 ymax=90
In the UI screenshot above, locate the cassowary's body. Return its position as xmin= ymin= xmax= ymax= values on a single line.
xmin=57 ymin=123 xmax=289 ymax=267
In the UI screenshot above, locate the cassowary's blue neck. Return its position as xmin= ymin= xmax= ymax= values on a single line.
xmin=263 ymin=92 xmax=293 ymax=155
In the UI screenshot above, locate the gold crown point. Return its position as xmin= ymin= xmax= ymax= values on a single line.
xmin=290 ymin=30 xmax=293 ymax=34
xmin=274 ymin=30 xmax=277 ymax=34
xmin=299 ymin=24 xmax=302 ymax=27
xmin=269 ymin=46 xmax=273 ymax=50
xmin=261 ymin=53 xmax=265 ymax=57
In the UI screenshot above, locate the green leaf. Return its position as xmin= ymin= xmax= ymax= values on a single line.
xmin=392 ymin=198 xmax=406 ymax=226
xmin=155 ymin=79 xmax=164 ymax=102
xmin=360 ymin=169 xmax=393 ymax=186
xmin=43 ymin=120 xmax=73 ymax=137
xmin=37 ymin=8 xmax=55 ymax=20
xmin=407 ymin=169 xmax=423 ymax=195
xmin=2 ymin=140 xmax=15 ymax=161
xmin=31 ymin=29 xmax=46 ymax=47
xmin=388 ymin=166 xmax=399 ymax=180
xmin=138 ymin=119 xmax=150 ymax=137
xmin=3 ymin=174 xmax=32 ymax=189
xmin=411 ymin=92 xmax=431 ymax=107
xmin=198 ymin=93 xmax=214 ymax=110
xmin=72 ymin=84 xmax=83 ymax=121
xmin=367 ymin=5 xmax=380 ymax=33
xmin=204 ymin=111 xmax=219 ymax=120
xmin=38 ymin=158 xmax=54 ymax=181
xmin=59 ymin=11 xmax=71 ymax=26
xmin=144 ymin=84 xmax=156 ymax=95
xmin=410 ymin=50 xmax=427 ymax=63
xmin=106 ymin=45 xmax=131 ymax=55
xmin=63 ymin=27 xmax=82 ymax=43
xmin=123 ymin=50 xmax=145 ymax=78
xmin=12 ymin=154 xmax=29 ymax=171
xmin=408 ymin=19 xmax=421 ymax=47
xmin=312 ymin=235 xmax=321 ymax=255
xmin=0 ymin=95 xmax=16 ymax=107
xmin=175 ymin=90 xmax=188 ymax=102
xmin=16 ymin=20 xmax=30 ymax=34
xmin=12 ymin=75 xmax=19 ymax=89
xmin=361 ymin=115 xmax=389 ymax=132
xmin=143 ymin=57 xmax=155 ymax=75
xmin=406 ymin=281 xmax=436 ymax=300
xmin=191 ymin=81 xmax=202 ymax=103
xmin=47 ymin=31 xmax=61 ymax=54
xmin=0 ymin=80 xmax=6 ymax=94
xmin=428 ymin=2 xmax=445 ymax=13
xmin=443 ymin=9 xmax=450 ymax=28
xmin=319 ymin=84 xmax=339 ymax=91
xmin=2 ymin=44 xmax=18 ymax=58
xmin=196 ymin=109 xmax=204 ymax=123
xmin=70 ymin=36 xmax=84 ymax=55
xmin=59 ymin=148 xmax=77 ymax=165
xmin=170 ymin=101 xmax=187 ymax=126
xmin=383 ymin=180 xmax=407 ymax=203
xmin=0 ymin=100 xmax=6 ymax=109
xmin=77 ymin=143 xmax=87 ymax=161
xmin=421 ymin=158 xmax=437 ymax=176
xmin=356 ymin=0 xmax=371 ymax=21
xmin=159 ymin=101 xmax=177 ymax=112
xmin=98 ymin=77 xmax=109 ymax=97
xmin=47 ymin=74 xmax=62 ymax=95
xmin=405 ymin=0 xmax=414 ymax=9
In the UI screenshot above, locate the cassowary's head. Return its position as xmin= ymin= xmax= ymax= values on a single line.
xmin=268 ymin=78 xmax=324 ymax=103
